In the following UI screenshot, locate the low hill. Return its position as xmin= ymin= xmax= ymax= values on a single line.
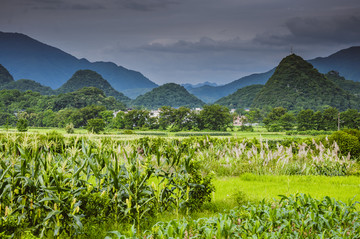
xmin=252 ymin=54 xmax=358 ymax=111
xmin=215 ymin=85 xmax=263 ymax=109
xmin=187 ymin=69 xmax=274 ymax=103
xmin=0 ymin=79 xmax=55 ymax=95
xmin=0 ymin=64 xmax=14 ymax=85
xmin=132 ymin=83 xmax=205 ymax=109
xmin=57 ymin=70 xmax=130 ymax=102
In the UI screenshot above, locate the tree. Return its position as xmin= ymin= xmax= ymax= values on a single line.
xmin=87 ymin=118 xmax=106 ymax=134
xmin=322 ymin=107 xmax=338 ymax=131
xmin=263 ymin=107 xmax=287 ymax=131
xmin=340 ymin=109 xmax=360 ymax=129
xmin=200 ymin=104 xmax=232 ymax=131
xmin=16 ymin=118 xmax=28 ymax=132
xmin=297 ymin=109 xmax=315 ymax=131
xmin=279 ymin=112 xmax=296 ymax=130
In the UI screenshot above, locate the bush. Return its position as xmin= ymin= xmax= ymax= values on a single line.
xmin=16 ymin=118 xmax=28 ymax=132
xmin=87 ymin=118 xmax=106 ymax=134
xmin=65 ymin=123 xmax=75 ymax=134
xmin=329 ymin=130 xmax=360 ymax=157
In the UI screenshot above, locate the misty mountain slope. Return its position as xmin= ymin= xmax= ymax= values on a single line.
xmin=0 ymin=64 xmax=14 ymax=84
xmin=57 ymin=70 xmax=130 ymax=102
xmin=215 ymin=84 xmax=264 ymax=108
xmin=0 ymin=31 xmax=157 ymax=97
xmin=310 ymin=46 xmax=360 ymax=82
xmin=188 ymin=69 xmax=274 ymax=103
xmin=252 ymin=54 xmax=358 ymax=111
xmin=132 ymin=83 xmax=205 ymax=109
xmin=325 ymin=71 xmax=360 ymax=97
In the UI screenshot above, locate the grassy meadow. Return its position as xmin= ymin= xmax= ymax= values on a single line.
xmin=0 ymin=127 xmax=359 ymax=238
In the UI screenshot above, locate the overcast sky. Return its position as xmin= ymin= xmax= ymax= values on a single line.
xmin=1 ymin=0 xmax=360 ymax=85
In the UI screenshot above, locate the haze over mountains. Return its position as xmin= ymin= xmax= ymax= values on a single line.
xmin=0 ymin=31 xmax=157 ymax=99
xmin=1 ymin=31 xmax=360 ymax=109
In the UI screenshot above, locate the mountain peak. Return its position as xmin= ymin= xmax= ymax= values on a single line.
xmin=252 ymin=54 xmax=356 ymax=111
xmin=57 ymin=69 xmax=130 ymax=102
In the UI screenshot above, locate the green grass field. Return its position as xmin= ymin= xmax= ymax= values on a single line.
xmin=213 ymin=174 xmax=360 ymax=209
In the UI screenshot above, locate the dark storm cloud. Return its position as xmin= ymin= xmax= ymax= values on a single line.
xmin=254 ymin=14 xmax=360 ymax=46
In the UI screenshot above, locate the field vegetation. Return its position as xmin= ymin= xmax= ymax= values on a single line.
xmin=0 ymin=129 xmax=359 ymax=238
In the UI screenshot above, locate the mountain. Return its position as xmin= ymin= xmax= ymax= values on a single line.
xmin=252 ymin=54 xmax=358 ymax=111
xmin=325 ymin=71 xmax=360 ymax=97
xmin=131 ymin=83 xmax=205 ymax=109
xmin=182 ymin=81 xmax=219 ymax=90
xmin=187 ymin=69 xmax=274 ymax=103
xmin=0 ymin=79 xmax=55 ymax=95
xmin=310 ymin=46 xmax=360 ymax=82
xmin=57 ymin=70 xmax=130 ymax=102
xmin=0 ymin=64 xmax=14 ymax=85
xmin=215 ymin=84 xmax=263 ymax=109
xmin=0 ymin=31 xmax=157 ymax=97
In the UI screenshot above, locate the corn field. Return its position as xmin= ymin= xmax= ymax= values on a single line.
xmin=0 ymin=132 xmax=359 ymax=238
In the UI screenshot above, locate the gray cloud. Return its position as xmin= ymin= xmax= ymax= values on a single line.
xmin=113 ymin=0 xmax=181 ymax=11
xmin=254 ymin=14 xmax=360 ymax=46
xmin=140 ymin=37 xmax=262 ymax=53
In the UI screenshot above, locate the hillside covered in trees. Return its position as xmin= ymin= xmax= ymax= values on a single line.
xmin=215 ymin=84 xmax=263 ymax=109
xmin=132 ymin=83 xmax=205 ymax=109
xmin=252 ymin=54 xmax=359 ymax=111
xmin=57 ymin=70 xmax=131 ymax=102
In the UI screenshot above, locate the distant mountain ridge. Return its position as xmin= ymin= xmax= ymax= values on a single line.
xmin=187 ymin=70 xmax=274 ymax=103
xmin=0 ymin=31 xmax=157 ymax=98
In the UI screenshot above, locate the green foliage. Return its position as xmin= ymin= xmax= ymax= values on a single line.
xmin=16 ymin=117 xmax=28 ymax=132
xmin=111 ymin=194 xmax=360 ymax=238
xmin=65 ymin=122 xmax=75 ymax=134
xmin=131 ymin=83 xmax=204 ymax=109
xmin=87 ymin=118 xmax=106 ymax=133
xmin=0 ymin=79 xmax=55 ymax=95
xmin=329 ymin=130 xmax=360 ymax=157
xmin=200 ymin=104 xmax=232 ymax=131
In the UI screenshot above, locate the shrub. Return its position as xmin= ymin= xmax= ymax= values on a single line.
xmin=65 ymin=123 xmax=75 ymax=134
xmin=329 ymin=130 xmax=360 ymax=157
xmin=87 ymin=118 xmax=106 ymax=134
xmin=16 ymin=118 xmax=28 ymax=132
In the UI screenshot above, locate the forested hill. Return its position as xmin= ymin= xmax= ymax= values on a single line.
xmin=215 ymin=84 xmax=263 ymax=109
xmin=0 ymin=64 xmax=14 ymax=84
xmin=56 ymin=70 xmax=130 ymax=102
xmin=131 ymin=83 xmax=205 ymax=109
xmin=252 ymin=54 xmax=359 ymax=111
xmin=0 ymin=87 xmax=126 ymax=113
xmin=0 ymin=79 xmax=55 ymax=95
xmin=325 ymin=71 xmax=360 ymax=97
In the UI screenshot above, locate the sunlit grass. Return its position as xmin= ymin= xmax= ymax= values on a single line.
xmin=213 ymin=174 xmax=360 ymax=209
